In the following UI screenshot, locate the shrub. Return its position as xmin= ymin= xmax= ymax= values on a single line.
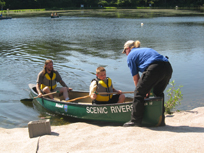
xmin=165 ymin=80 xmax=183 ymax=114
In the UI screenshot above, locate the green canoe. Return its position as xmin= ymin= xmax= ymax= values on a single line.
xmin=28 ymin=84 xmax=163 ymax=126
xmin=51 ymin=16 xmax=59 ymax=18
xmin=0 ymin=16 xmax=12 ymax=20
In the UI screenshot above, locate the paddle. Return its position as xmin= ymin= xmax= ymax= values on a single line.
xmin=98 ymin=91 xmax=134 ymax=95
xmin=66 ymin=91 xmax=134 ymax=102
xmin=21 ymin=91 xmax=59 ymax=102
xmin=66 ymin=95 xmax=90 ymax=102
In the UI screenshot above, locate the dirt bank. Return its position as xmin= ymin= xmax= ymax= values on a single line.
xmin=1 ymin=107 xmax=204 ymax=153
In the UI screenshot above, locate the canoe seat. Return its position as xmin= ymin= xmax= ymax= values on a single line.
xmin=53 ymin=97 xmax=63 ymax=101
xmin=77 ymin=102 xmax=92 ymax=105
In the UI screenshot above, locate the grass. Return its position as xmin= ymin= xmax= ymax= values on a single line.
xmin=1 ymin=8 xmax=204 ymax=18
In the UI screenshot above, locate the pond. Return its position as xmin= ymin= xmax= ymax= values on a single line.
xmin=0 ymin=16 xmax=204 ymax=128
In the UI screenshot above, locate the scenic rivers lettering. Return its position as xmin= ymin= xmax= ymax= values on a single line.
xmin=86 ymin=104 xmax=133 ymax=114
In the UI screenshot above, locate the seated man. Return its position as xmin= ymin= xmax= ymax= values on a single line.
xmin=36 ymin=59 xmax=72 ymax=100
xmin=89 ymin=67 xmax=125 ymax=104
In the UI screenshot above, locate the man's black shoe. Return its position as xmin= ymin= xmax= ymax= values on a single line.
xmin=159 ymin=122 xmax=166 ymax=126
xmin=123 ymin=121 xmax=142 ymax=127
xmin=159 ymin=116 xmax=166 ymax=126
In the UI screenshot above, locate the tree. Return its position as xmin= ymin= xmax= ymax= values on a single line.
xmin=0 ymin=0 xmax=6 ymax=10
xmin=2 ymin=0 xmax=204 ymax=9
xmin=98 ymin=0 xmax=109 ymax=7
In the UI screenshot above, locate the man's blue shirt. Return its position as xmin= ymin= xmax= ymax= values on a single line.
xmin=127 ymin=48 xmax=168 ymax=76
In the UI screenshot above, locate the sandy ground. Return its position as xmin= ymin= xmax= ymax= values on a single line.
xmin=1 ymin=107 xmax=204 ymax=153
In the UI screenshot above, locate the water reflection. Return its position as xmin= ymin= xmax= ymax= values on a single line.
xmin=0 ymin=16 xmax=204 ymax=128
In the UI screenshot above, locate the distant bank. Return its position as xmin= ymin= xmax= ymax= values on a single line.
xmin=2 ymin=8 xmax=204 ymax=18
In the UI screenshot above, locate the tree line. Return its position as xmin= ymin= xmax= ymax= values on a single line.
xmin=1 ymin=0 xmax=203 ymax=10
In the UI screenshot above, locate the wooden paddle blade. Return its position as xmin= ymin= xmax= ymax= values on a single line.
xmin=20 ymin=98 xmax=34 ymax=102
xmin=21 ymin=91 xmax=59 ymax=102
xmin=20 ymin=100 xmax=34 ymax=108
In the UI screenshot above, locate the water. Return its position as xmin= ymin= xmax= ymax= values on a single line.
xmin=0 ymin=16 xmax=204 ymax=128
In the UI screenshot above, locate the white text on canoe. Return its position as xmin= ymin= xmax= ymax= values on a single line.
xmin=86 ymin=104 xmax=132 ymax=114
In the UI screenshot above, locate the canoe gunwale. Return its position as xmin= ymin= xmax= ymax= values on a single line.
xmin=28 ymin=83 xmax=161 ymax=106
xmin=29 ymin=83 xmax=135 ymax=106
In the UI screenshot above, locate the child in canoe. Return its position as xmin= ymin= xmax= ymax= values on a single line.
xmin=89 ymin=67 xmax=125 ymax=104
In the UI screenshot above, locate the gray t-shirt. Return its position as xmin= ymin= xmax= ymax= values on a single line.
xmin=36 ymin=70 xmax=62 ymax=85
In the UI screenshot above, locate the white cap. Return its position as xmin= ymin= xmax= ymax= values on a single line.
xmin=122 ymin=40 xmax=134 ymax=53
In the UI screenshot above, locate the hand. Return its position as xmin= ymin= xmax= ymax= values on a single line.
xmin=90 ymin=93 xmax=97 ymax=100
xmin=68 ymin=87 xmax=72 ymax=91
xmin=38 ymin=92 xmax=43 ymax=98
xmin=145 ymin=92 xmax=150 ymax=98
xmin=117 ymin=90 xmax=122 ymax=94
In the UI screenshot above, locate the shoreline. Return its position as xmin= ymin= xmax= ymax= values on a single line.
xmin=1 ymin=106 xmax=204 ymax=152
xmin=3 ymin=9 xmax=204 ymax=18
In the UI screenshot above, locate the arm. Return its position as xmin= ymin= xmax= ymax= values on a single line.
xmin=56 ymin=71 xmax=72 ymax=91
xmin=128 ymin=58 xmax=139 ymax=87
xmin=113 ymin=89 xmax=122 ymax=94
xmin=36 ymin=83 xmax=43 ymax=97
xmin=133 ymin=74 xmax=140 ymax=86
xmin=89 ymin=81 xmax=97 ymax=100
xmin=59 ymin=80 xmax=72 ymax=91
xmin=36 ymin=72 xmax=43 ymax=97
xmin=133 ymin=74 xmax=150 ymax=98
xmin=112 ymin=86 xmax=122 ymax=94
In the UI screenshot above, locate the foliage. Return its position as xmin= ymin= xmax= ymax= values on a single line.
xmin=98 ymin=0 xmax=109 ymax=7
xmin=0 ymin=0 xmax=6 ymax=9
xmin=165 ymin=80 xmax=183 ymax=114
xmin=2 ymin=0 xmax=204 ymax=9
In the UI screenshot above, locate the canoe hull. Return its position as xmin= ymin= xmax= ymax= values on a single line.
xmin=0 ymin=17 xmax=12 ymax=20
xmin=51 ymin=16 xmax=59 ymax=18
xmin=29 ymin=84 xmax=163 ymax=126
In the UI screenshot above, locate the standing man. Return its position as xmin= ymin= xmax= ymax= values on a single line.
xmin=122 ymin=40 xmax=173 ymax=127
xmin=36 ymin=59 xmax=72 ymax=100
